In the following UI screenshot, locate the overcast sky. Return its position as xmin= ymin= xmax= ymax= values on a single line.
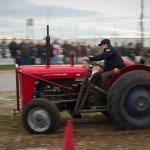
xmin=0 ymin=0 xmax=150 ymax=39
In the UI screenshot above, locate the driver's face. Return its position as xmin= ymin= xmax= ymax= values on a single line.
xmin=100 ymin=44 xmax=108 ymax=53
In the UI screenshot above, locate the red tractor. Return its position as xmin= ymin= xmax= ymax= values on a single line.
xmin=14 ymin=26 xmax=150 ymax=134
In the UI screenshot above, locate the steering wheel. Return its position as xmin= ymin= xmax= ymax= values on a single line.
xmin=86 ymin=60 xmax=104 ymax=68
xmin=86 ymin=60 xmax=97 ymax=66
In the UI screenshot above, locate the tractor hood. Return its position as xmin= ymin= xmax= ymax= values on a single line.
xmin=19 ymin=65 xmax=92 ymax=79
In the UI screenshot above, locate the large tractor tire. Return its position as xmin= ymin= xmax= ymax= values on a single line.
xmin=22 ymin=98 xmax=60 ymax=134
xmin=108 ymin=70 xmax=150 ymax=129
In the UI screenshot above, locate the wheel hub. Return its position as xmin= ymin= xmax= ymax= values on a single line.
xmin=136 ymin=97 xmax=146 ymax=109
xmin=34 ymin=114 xmax=47 ymax=128
xmin=28 ymin=108 xmax=51 ymax=132
xmin=125 ymin=87 xmax=150 ymax=117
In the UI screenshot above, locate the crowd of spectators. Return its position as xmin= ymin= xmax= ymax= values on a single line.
xmin=0 ymin=38 xmax=149 ymax=65
xmin=0 ymin=38 xmax=98 ymax=65
xmin=114 ymin=41 xmax=150 ymax=61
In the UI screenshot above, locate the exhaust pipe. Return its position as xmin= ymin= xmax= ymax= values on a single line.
xmin=46 ymin=25 xmax=50 ymax=65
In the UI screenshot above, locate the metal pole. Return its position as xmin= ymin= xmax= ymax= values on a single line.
xmin=46 ymin=25 xmax=50 ymax=65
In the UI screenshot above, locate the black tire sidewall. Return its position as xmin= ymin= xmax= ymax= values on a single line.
xmin=108 ymin=70 xmax=150 ymax=129
xmin=22 ymin=98 xmax=60 ymax=134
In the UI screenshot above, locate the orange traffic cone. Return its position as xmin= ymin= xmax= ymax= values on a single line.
xmin=63 ymin=120 xmax=75 ymax=150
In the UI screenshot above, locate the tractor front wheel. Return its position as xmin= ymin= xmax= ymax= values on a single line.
xmin=22 ymin=98 xmax=60 ymax=134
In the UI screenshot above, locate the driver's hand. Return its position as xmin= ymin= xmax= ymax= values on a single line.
xmin=98 ymin=67 xmax=104 ymax=72
xmin=82 ymin=56 xmax=89 ymax=61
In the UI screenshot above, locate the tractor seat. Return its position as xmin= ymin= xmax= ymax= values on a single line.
xmin=100 ymin=68 xmax=120 ymax=91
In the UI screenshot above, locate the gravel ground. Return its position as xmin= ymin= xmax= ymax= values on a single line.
xmin=0 ymin=91 xmax=150 ymax=150
xmin=1 ymin=67 xmax=150 ymax=150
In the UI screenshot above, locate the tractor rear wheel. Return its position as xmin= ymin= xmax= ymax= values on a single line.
xmin=22 ymin=98 xmax=60 ymax=134
xmin=108 ymin=70 xmax=150 ymax=129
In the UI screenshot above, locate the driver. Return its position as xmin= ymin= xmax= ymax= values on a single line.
xmin=83 ymin=39 xmax=126 ymax=84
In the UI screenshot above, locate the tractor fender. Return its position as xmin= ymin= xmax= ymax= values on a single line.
xmin=109 ymin=64 xmax=150 ymax=86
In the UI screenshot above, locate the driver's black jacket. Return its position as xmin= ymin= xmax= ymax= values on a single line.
xmin=89 ymin=46 xmax=126 ymax=71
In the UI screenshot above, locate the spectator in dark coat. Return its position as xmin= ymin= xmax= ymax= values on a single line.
xmin=1 ymin=39 xmax=7 ymax=58
xmin=127 ymin=42 xmax=135 ymax=61
xmin=39 ymin=41 xmax=53 ymax=65
xmin=9 ymin=38 xmax=18 ymax=60
xmin=135 ymin=40 xmax=142 ymax=56
xmin=19 ymin=40 xmax=31 ymax=65
xmin=62 ymin=40 xmax=73 ymax=64
xmin=119 ymin=42 xmax=127 ymax=56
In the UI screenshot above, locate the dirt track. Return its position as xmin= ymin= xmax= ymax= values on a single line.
xmin=0 ymin=69 xmax=150 ymax=150
xmin=1 ymin=91 xmax=150 ymax=150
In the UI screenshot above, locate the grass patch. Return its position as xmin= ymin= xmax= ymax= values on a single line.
xmin=60 ymin=111 xmax=72 ymax=119
xmin=60 ymin=111 xmax=101 ymax=119
xmin=0 ymin=64 xmax=15 ymax=70
xmin=145 ymin=60 xmax=150 ymax=65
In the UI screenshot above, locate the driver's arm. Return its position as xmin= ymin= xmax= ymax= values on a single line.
xmin=82 ymin=56 xmax=89 ymax=61
xmin=89 ymin=49 xmax=115 ymax=61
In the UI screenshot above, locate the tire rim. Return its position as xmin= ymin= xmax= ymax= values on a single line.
xmin=27 ymin=107 xmax=51 ymax=132
xmin=125 ymin=86 xmax=150 ymax=118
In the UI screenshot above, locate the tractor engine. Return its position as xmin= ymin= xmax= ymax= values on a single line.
xmin=34 ymin=79 xmax=82 ymax=111
xmin=34 ymin=79 xmax=81 ymax=99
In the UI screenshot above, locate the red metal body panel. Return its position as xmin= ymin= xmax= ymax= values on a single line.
xmin=18 ymin=65 xmax=92 ymax=107
xmin=110 ymin=65 xmax=150 ymax=85
xmin=20 ymin=74 xmax=36 ymax=106
xmin=19 ymin=65 xmax=92 ymax=79
xmin=124 ymin=59 xmax=135 ymax=66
